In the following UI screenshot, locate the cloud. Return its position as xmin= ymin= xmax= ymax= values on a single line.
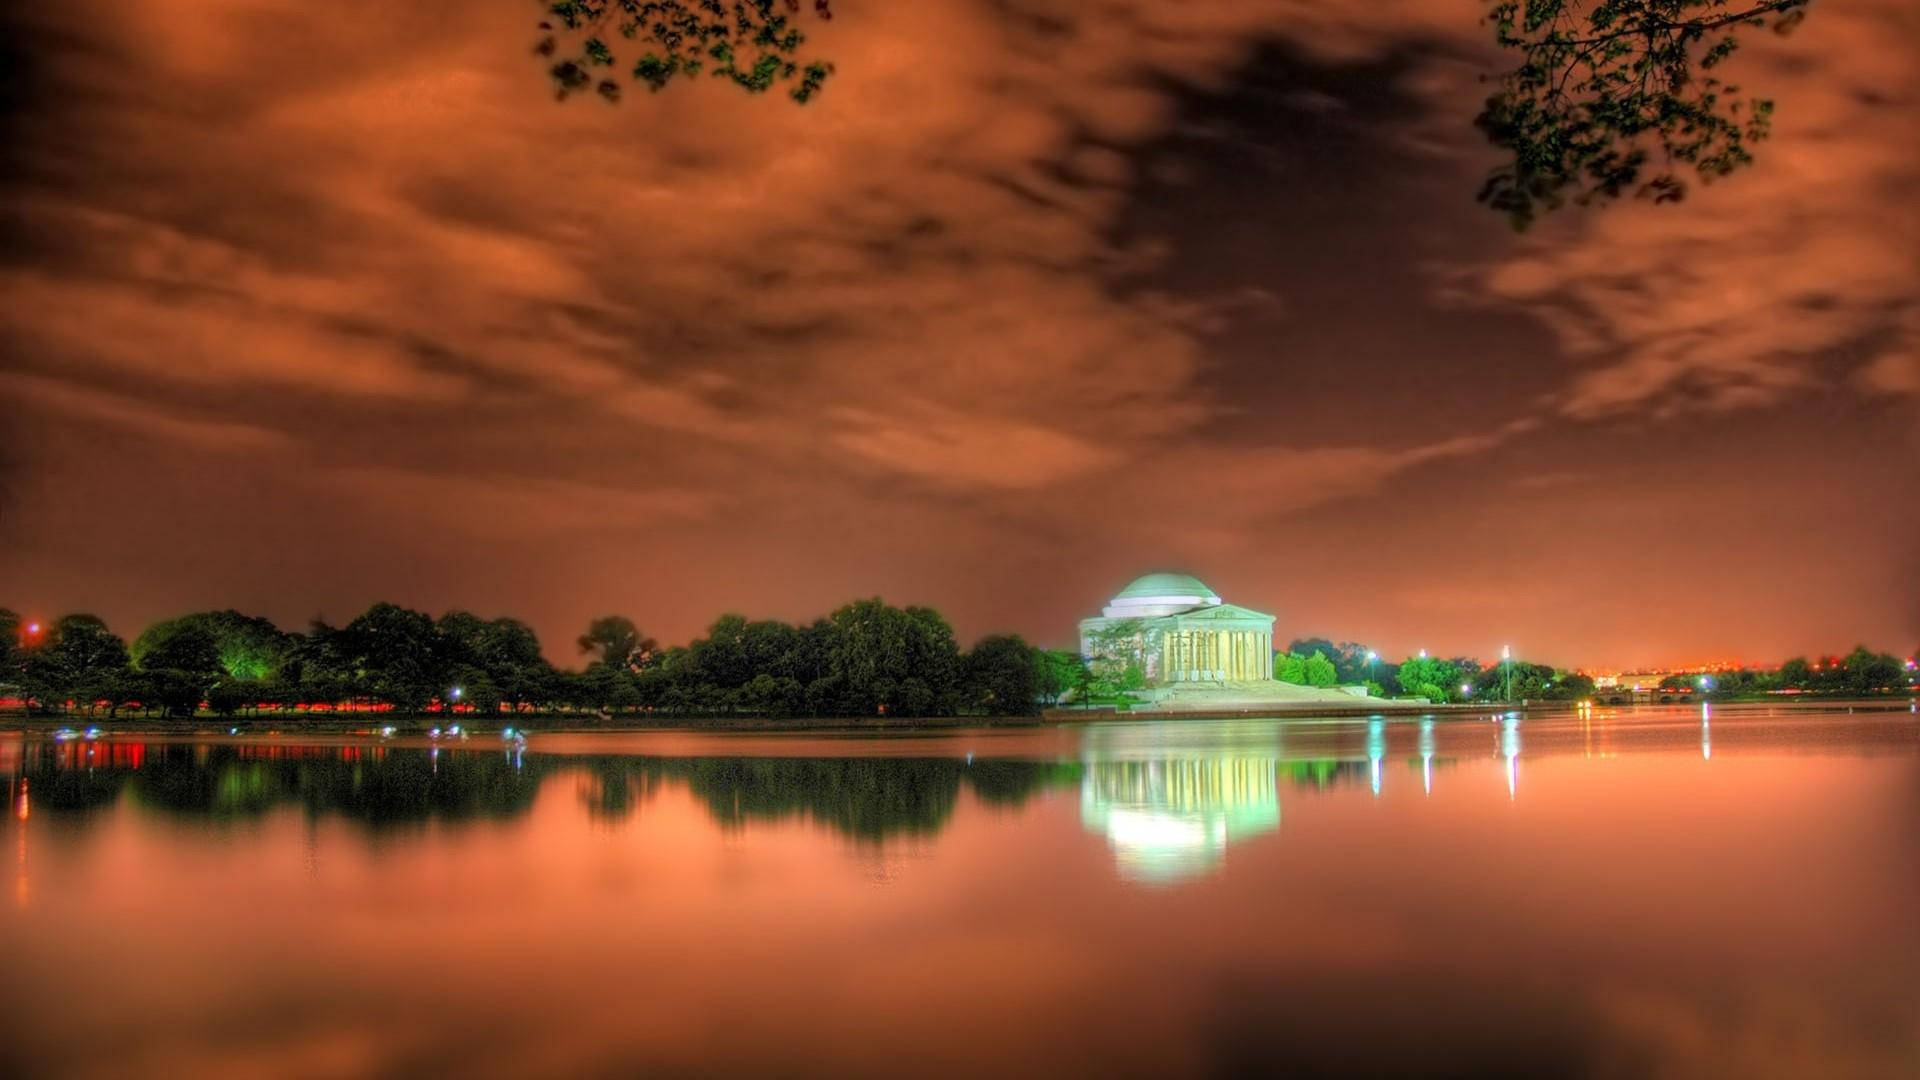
xmin=319 ymin=467 xmax=721 ymax=538
xmin=0 ymin=371 xmax=294 ymax=452
xmin=0 ymin=0 xmax=1507 ymax=494
xmin=2 ymin=0 xmax=1911 ymax=658
xmin=829 ymin=405 xmax=1119 ymax=491
xmin=1856 ymin=352 xmax=1917 ymax=396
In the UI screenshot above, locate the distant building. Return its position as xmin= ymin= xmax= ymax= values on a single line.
xmin=1078 ymin=573 xmax=1276 ymax=684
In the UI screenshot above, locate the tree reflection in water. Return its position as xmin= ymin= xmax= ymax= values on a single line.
xmin=9 ymin=731 xmax=1402 ymax=878
xmin=8 ymin=741 xmax=1084 ymax=842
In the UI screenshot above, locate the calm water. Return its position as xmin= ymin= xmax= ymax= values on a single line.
xmin=2 ymin=705 xmax=1915 ymax=1079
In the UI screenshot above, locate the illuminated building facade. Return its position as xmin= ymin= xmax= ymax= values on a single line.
xmin=1078 ymin=573 xmax=1276 ymax=684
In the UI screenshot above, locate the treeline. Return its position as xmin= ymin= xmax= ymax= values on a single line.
xmin=1275 ymin=636 xmax=1916 ymax=703
xmin=1255 ymin=638 xmax=1601 ymax=703
xmin=1652 ymin=647 xmax=1914 ymax=699
xmin=0 ymin=602 xmax=1084 ymax=720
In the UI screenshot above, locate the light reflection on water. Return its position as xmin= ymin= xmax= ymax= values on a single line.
xmin=0 ymin=704 xmax=1916 ymax=1079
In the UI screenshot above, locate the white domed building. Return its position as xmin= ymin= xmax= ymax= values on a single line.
xmin=1079 ymin=573 xmax=1276 ymax=684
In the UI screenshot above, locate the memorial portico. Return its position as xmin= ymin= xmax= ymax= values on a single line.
xmin=1078 ymin=573 xmax=1276 ymax=683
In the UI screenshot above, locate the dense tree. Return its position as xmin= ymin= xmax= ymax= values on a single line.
xmin=132 ymin=618 xmax=225 ymax=716
xmin=1084 ymin=619 xmax=1148 ymax=702
xmin=1271 ymin=649 xmax=1341 ymax=688
xmin=1273 ymin=651 xmax=1306 ymax=685
xmin=439 ymin=612 xmax=556 ymax=711
xmin=336 ymin=603 xmax=444 ymax=711
xmin=1034 ymin=650 xmax=1083 ymax=706
xmin=577 ymin=615 xmax=658 ymax=672
xmin=1478 ymin=0 xmax=1812 ymax=228
xmin=1396 ymin=655 xmax=1465 ymax=703
xmin=1285 ymin=639 xmax=1377 ymax=684
xmin=1301 ymin=650 xmax=1339 ymax=688
xmin=37 ymin=615 xmax=130 ymax=714
xmin=1838 ymin=645 xmax=1903 ymax=694
xmin=0 ymin=608 xmax=23 ymax=691
xmin=133 ymin=611 xmax=292 ymax=683
xmin=820 ymin=598 xmax=963 ymax=716
xmin=962 ymin=634 xmax=1042 ymax=716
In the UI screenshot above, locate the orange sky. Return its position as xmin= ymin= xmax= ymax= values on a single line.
xmin=1 ymin=1 xmax=1914 ymax=668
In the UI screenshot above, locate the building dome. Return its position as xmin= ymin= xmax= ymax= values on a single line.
xmin=1103 ymin=572 xmax=1221 ymax=618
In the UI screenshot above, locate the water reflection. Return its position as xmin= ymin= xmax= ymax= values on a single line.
xmin=1072 ymin=721 xmax=1395 ymax=882
xmin=1079 ymin=755 xmax=1281 ymax=884
xmin=5 ymin=706 xmax=1916 ymax=887
xmin=1419 ymin=717 xmax=1436 ymax=795
xmin=1501 ymin=714 xmax=1521 ymax=799
xmin=2 ymin=739 xmax=1083 ymax=842
xmin=0 ymin=713 xmax=1915 ymax=1079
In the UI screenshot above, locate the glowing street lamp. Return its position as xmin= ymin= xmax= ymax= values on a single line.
xmin=1366 ymin=650 xmax=1378 ymax=685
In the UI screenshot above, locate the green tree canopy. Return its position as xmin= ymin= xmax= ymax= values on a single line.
xmin=1301 ymin=650 xmax=1339 ymax=688
xmin=962 ymin=633 xmax=1042 ymax=716
xmin=1396 ymin=655 xmax=1464 ymax=703
xmin=1273 ymin=651 xmax=1307 ymax=685
xmin=337 ymin=603 xmax=444 ymax=710
xmin=41 ymin=615 xmax=130 ymax=700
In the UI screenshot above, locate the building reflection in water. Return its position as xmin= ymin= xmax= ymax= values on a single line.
xmin=1071 ymin=716 xmax=1517 ymax=882
xmin=1075 ymin=722 xmax=1290 ymax=884
xmin=1079 ymin=754 xmax=1281 ymax=884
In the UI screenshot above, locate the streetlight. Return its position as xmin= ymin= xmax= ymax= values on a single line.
xmin=1502 ymin=644 xmax=1512 ymax=702
xmin=1366 ymin=650 xmax=1378 ymax=686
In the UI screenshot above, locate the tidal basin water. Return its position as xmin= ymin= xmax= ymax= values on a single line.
xmin=2 ymin=706 xmax=1915 ymax=1079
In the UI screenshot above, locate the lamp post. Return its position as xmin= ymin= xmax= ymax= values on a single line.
xmin=1366 ymin=650 xmax=1378 ymax=688
xmin=1502 ymin=644 xmax=1512 ymax=703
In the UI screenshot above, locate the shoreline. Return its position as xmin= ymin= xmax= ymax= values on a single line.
xmin=1 ymin=696 xmax=1911 ymax=737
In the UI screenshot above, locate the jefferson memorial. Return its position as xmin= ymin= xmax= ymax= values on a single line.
xmin=1078 ymin=573 xmax=1277 ymax=683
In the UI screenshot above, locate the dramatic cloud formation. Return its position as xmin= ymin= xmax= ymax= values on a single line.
xmin=1 ymin=0 xmax=1913 ymax=666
